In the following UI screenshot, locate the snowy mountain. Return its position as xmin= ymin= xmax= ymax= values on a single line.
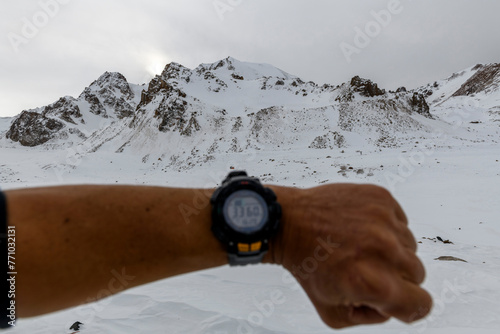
xmin=2 ymin=57 xmax=437 ymax=155
xmin=3 ymin=72 xmax=144 ymax=147
xmin=2 ymin=58 xmax=500 ymax=333
xmin=422 ymin=63 xmax=500 ymax=105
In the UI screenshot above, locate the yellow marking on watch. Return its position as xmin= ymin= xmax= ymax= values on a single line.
xmin=251 ymin=241 xmax=262 ymax=252
xmin=238 ymin=243 xmax=250 ymax=252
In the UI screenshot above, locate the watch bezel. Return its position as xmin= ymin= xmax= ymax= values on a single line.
xmin=211 ymin=176 xmax=281 ymax=247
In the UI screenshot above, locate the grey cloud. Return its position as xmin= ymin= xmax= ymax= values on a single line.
xmin=1 ymin=0 xmax=499 ymax=117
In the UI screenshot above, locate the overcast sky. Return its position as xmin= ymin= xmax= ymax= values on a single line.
xmin=1 ymin=0 xmax=499 ymax=117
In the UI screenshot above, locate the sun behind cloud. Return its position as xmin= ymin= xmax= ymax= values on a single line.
xmin=142 ymin=52 xmax=171 ymax=83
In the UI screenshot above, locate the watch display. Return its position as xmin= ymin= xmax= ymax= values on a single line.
xmin=222 ymin=190 xmax=268 ymax=234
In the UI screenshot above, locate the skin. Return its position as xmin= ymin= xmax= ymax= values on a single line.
xmin=4 ymin=183 xmax=431 ymax=328
xmin=269 ymin=184 xmax=432 ymax=328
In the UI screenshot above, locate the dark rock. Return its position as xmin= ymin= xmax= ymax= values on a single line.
xmin=436 ymin=236 xmax=454 ymax=244
xmin=350 ymin=76 xmax=385 ymax=97
xmin=43 ymin=97 xmax=82 ymax=124
xmin=309 ymin=131 xmax=345 ymax=149
xmin=161 ymin=62 xmax=192 ymax=82
xmin=82 ymin=90 xmax=107 ymax=116
xmin=91 ymin=72 xmax=134 ymax=99
xmin=452 ymin=63 xmax=500 ymax=96
xmin=231 ymin=117 xmax=243 ymax=133
xmin=69 ymin=321 xmax=83 ymax=331
xmin=231 ymin=73 xmax=244 ymax=80
xmin=181 ymin=115 xmax=201 ymax=136
xmin=434 ymin=256 xmax=467 ymax=263
xmin=81 ymin=71 xmax=136 ymax=119
xmin=204 ymin=71 xmax=216 ymax=81
xmin=139 ymin=77 xmax=186 ymax=109
xmin=471 ymin=64 xmax=484 ymax=71
xmin=103 ymin=96 xmax=134 ymax=119
xmin=156 ymin=98 xmax=188 ymax=133
xmin=6 ymin=111 xmax=64 ymax=146
xmin=408 ymin=92 xmax=431 ymax=118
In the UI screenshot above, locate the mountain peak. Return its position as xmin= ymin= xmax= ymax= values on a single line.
xmin=350 ymin=76 xmax=386 ymax=97
xmin=93 ymin=71 xmax=129 ymax=86
xmin=196 ymin=56 xmax=296 ymax=81
xmin=86 ymin=71 xmax=134 ymax=102
xmin=161 ymin=62 xmax=192 ymax=81
xmin=205 ymin=56 xmax=238 ymax=71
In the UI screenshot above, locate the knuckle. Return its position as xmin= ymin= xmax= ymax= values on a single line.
xmin=363 ymin=224 xmax=400 ymax=252
xmin=378 ymin=232 xmax=400 ymax=251
xmin=367 ymin=184 xmax=393 ymax=201
xmin=365 ymin=204 xmax=393 ymax=225
xmin=405 ymin=251 xmax=426 ymax=283
xmin=349 ymin=263 xmax=394 ymax=299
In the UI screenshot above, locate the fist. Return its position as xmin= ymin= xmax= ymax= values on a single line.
xmin=270 ymin=184 xmax=432 ymax=329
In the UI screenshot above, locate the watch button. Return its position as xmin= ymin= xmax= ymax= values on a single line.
xmin=250 ymin=241 xmax=262 ymax=252
xmin=228 ymin=171 xmax=248 ymax=178
xmin=264 ymin=188 xmax=277 ymax=201
xmin=238 ymin=243 xmax=250 ymax=252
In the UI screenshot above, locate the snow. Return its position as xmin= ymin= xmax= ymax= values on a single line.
xmin=2 ymin=139 xmax=499 ymax=333
xmin=426 ymin=65 xmax=478 ymax=105
xmin=1 ymin=60 xmax=500 ymax=333
xmin=0 ymin=117 xmax=12 ymax=136
xmin=198 ymin=57 xmax=297 ymax=82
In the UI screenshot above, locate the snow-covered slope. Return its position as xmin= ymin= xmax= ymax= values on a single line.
xmin=4 ymin=141 xmax=500 ymax=334
xmin=421 ymin=63 xmax=500 ymax=107
xmin=1 ymin=58 xmax=500 ymax=333
xmin=0 ymin=117 xmax=12 ymax=134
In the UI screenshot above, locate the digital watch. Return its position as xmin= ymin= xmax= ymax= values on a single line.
xmin=211 ymin=171 xmax=281 ymax=266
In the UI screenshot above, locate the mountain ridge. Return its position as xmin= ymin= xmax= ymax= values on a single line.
xmin=1 ymin=58 xmax=498 ymax=168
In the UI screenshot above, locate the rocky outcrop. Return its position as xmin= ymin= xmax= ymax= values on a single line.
xmin=181 ymin=115 xmax=201 ymax=136
xmin=309 ymin=131 xmax=345 ymax=149
xmin=139 ymin=76 xmax=187 ymax=108
xmin=156 ymin=97 xmax=189 ymax=133
xmin=408 ymin=92 xmax=431 ymax=118
xmin=135 ymin=75 xmax=196 ymax=134
xmin=335 ymin=76 xmax=386 ymax=102
xmin=6 ymin=111 xmax=64 ymax=146
xmin=350 ymin=76 xmax=385 ymax=97
xmin=161 ymin=62 xmax=192 ymax=82
xmin=89 ymin=72 xmax=134 ymax=100
xmin=5 ymin=70 xmax=140 ymax=147
xmin=452 ymin=63 xmax=500 ymax=97
xmin=81 ymin=90 xmax=107 ymax=116
xmin=82 ymin=72 xmax=136 ymax=119
xmin=43 ymin=97 xmax=82 ymax=124
xmin=6 ymin=96 xmax=83 ymax=146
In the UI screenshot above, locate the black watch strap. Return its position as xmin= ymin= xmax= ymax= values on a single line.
xmin=228 ymin=252 xmax=266 ymax=266
xmin=227 ymin=239 xmax=269 ymax=266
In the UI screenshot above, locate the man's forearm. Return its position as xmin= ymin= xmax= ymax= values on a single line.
xmin=4 ymin=183 xmax=432 ymax=328
xmin=6 ymin=185 xmax=235 ymax=317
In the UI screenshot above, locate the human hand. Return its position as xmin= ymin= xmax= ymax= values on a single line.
xmin=269 ymin=184 xmax=432 ymax=328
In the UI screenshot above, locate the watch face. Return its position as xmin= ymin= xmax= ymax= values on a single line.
xmin=222 ymin=189 xmax=269 ymax=234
